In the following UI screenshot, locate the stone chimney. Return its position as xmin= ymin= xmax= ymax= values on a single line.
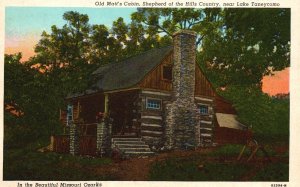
xmin=164 ymin=30 xmax=199 ymax=149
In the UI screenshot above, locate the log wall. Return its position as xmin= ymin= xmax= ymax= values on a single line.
xmin=138 ymin=89 xmax=172 ymax=148
xmin=139 ymin=51 xmax=216 ymax=98
xmin=194 ymin=96 xmax=215 ymax=146
xmin=139 ymin=53 xmax=173 ymax=91
xmin=194 ymin=66 xmax=215 ymax=97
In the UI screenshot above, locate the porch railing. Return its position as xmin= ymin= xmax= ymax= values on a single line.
xmin=53 ymin=135 xmax=70 ymax=153
xmin=53 ymin=119 xmax=112 ymax=157
xmin=79 ymin=135 xmax=97 ymax=156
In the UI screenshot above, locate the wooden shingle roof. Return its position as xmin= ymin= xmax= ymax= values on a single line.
xmin=93 ymin=46 xmax=173 ymax=92
xmin=68 ymin=46 xmax=173 ymax=98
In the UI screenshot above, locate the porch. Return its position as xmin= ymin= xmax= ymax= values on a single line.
xmin=52 ymin=120 xmax=154 ymax=157
xmin=62 ymin=89 xmax=141 ymax=138
xmin=54 ymin=89 xmax=156 ymax=156
xmin=53 ymin=121 xmax=111 ymax=156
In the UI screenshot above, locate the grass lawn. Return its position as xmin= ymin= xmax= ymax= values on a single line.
xmin=149 ymin=157 xmax=251 ymax=181
xmin=252 ymin=162 xmax=289 ymax=181
xmin=149 ymin=143 xmax=289 ymax=181
xmin=3 ymin=148 xmax=114 ymax=180
xmin=3 ymin=142 xmax=289 ymax=181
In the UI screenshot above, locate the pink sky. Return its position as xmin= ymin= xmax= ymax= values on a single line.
xmin=5 ymin=33 xmax=40 ymax=61
xmin=262 ymin=68 xmax=289 ymax=96
xmin=5 ymin=34 xmax=289 ymax=96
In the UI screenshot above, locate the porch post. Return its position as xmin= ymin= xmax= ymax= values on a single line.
xmin=69 ymin=121 xmax=79 ymax=155
xmin=76 ymin=100 xmax=80 ymax=119
xmin=104 ymin=94 xmax=109 ymax=115
xmin=96 ymin=118 xmax=113 ymax=157
xmin=108 ymin=119 xmax=112 ymax=146
xmin=96 ymin=119 xmax=105 ymax=156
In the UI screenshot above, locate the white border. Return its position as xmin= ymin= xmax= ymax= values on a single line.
xmin=1 ymin=0 xmax=299 ymax=187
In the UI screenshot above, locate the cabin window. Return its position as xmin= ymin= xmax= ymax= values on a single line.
xmin=146 ymin=98 xmax=161 ymax=110
xmin=199 ymin=105 xmax=209 ymax=115
xmin=162 ymin=66 xmax=172 ymax=81
xmin=67 ymin=104 xmax=73 ymax=126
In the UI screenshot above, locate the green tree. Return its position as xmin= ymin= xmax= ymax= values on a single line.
xmin=220 ymin=85 xmax=289 ymax=142
xmin=4 ymin=53 xmax=33 ymax=115
xmin=111 ymin=16 xmax=170 ymax=58
xmin=131 ymin=8 xmax=290 ymax=89
xmin=34 ymin=11 xmax=90 ymax=69
xmin=131 ymin=8 xmax=222 ymax=45
xmin=89 ymin=24 xmax=112 ymax=64
xmin=199 ymin=8 xmax=290 ymax=88
xmin=4 ymin=54 xmax=62 ymax=148
xmin=5 ymin=9 xmax=290 ymax=148
xmin=30 ymin=11 xmax=97 ymax=104
xmin=131 ymin=8 xmax=290 ymax=140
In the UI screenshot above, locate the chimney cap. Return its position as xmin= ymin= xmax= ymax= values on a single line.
xmin=173 ymin=30 xmax=197 ymax=37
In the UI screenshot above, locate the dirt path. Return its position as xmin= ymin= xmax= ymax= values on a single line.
xmin=93 ymin=148 xmax=216 ymax=180
xmin=92 ymin=155 xmax=155 ymax=180
xmin=114 ymin=148 xmax=216 ymax=180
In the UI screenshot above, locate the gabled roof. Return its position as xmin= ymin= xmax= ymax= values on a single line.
xmin=68 ymin=46 xmax=173 ymax=98
xmin=91 ymin=46 xmax=173 ymax=92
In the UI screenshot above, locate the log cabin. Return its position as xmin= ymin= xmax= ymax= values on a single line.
xmin=58 ymin=30 xmax=249 ymax=156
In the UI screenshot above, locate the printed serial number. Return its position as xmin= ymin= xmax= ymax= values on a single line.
xmin=271 ymin=184 xmax=287 ymax=187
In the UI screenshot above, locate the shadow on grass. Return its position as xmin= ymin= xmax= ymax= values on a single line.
xmin=149 ymin=156 xmax=251 ymax=181
xmin=3 ymin=148 xmax=114 ymax=181
xmin=149 ymin=143 xmax=289 ymax=181
xmin=3 ymin=140 xmax=289 ymax=181
xmin=252 ymin=162 xmax=289 ymax=181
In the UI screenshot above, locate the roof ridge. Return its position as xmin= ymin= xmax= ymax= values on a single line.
xmin=106 ymin=45 xmax=173 ymax=70
xmin=116 ymin=45 xmax=173 ymax=64
xmin=92 ymin=45 xmax=173 ymax=76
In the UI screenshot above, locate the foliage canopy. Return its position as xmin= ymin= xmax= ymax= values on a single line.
xmin=4 ymin=8 xmax=290 ymax=147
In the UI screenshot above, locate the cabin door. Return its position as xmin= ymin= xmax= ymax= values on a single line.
xmin=109 ymin=91 xmax=140 ymax=137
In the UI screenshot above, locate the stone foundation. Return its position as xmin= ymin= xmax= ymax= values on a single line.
xmin=96 ymin=118 xmax=112 ymax=156
xmin=69 ymin=122 xmax=79 ymax=155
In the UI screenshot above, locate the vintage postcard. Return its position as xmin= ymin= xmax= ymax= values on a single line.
xmin=1 ymin=0 xmax=299 ymax=186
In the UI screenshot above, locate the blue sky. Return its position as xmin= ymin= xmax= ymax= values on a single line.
xmin=5 ymin=7 xmax=137 ymax=61
xmin=5 ymin=7 xmax=136 ymax=38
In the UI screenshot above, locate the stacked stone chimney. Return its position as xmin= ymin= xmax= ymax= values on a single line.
xmin=164 ymin=30 xmax=199 ymax=149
